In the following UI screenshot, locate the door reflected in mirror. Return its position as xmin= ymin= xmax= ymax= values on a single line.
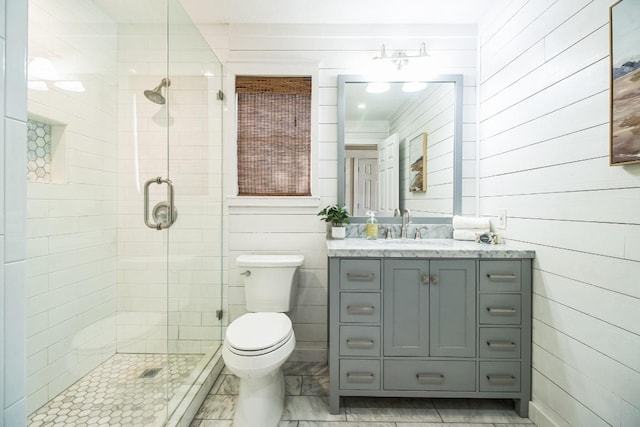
xmin=338 ymin=75 xmax=463 ymax=220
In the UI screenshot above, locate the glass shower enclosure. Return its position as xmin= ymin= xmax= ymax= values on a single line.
xmin=26 ymin=0 xmax=223 ymax=425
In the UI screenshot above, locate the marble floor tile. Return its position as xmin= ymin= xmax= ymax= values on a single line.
xmin=216 ymin=375 xmax=239 ymax=395
xmin=395 ymin=423 xmax=492 ymax=427
xmin=283 ymin=362 xmax=329 ymax=377
xmin=301 ymin=375 xmax=329 ymax=396
xmin=345 ymin=397 xmax=441 ymax=423
xmin=299 ymin=422 xmax=395 ymax=427
xmin=194 ymin=395 xmax=237 ymax=420
xmin=286 ymin=375 xmax=303 ymax=395
xmin=433 ymin=399 xmax=532 ymax=424
xmin=282 ymin=396 xmax=346 ymax=422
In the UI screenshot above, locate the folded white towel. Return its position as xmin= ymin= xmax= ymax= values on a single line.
xmin=453 ymin=228 xmax=490 ymax=241
xmin=453 ymin=216 xmax=491 ymax=230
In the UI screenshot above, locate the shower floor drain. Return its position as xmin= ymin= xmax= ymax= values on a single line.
xmin=139 ymin=368 xmax=162 ymax=378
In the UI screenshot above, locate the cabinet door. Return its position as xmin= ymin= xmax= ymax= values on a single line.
xmin=429 ymin=260 xmax=476 ymax=357
xmin=383 ymin=260 xmax=429 ymax=356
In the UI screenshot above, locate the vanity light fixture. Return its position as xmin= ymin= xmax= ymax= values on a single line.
xmin=366 ymin=82 xmax=390 ymax=94
xmin=373 ymin=43 xmax=429 ymax=71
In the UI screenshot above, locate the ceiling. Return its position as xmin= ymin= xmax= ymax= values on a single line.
xmin=179 ymin=0 xmax=502 ymax=25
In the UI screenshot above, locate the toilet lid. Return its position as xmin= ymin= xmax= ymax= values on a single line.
xmin=226 ymin=313 xmax=293 ymax=352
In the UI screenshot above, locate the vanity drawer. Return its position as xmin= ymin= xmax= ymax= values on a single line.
xmin=339 ymin=326 xmax=380 ymax=357
xmin=479 ymin=294 xmax=521 ymax=325
xmin=340 ymin=359 xmax=380 ymax=390
xmin=384 ymin=360 xmax=476 ymax=391
xmin=479 ymin=361 xmax=521 ymax=392
xmin=480 ymin=260 xmax=521 ymax=292
xmin=340 ymin=293 xmax=381 ymax=323
xmin=340 ymin=259 xmax=381 ymax=290
xmin=479 ymin=327 xmax=521 ymax=359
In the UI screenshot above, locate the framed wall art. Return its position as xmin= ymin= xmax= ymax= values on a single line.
xmin=610 ymin=0 xmax=640 ymax=165
xmin=409 ymin=132 xmax=427 ymax=192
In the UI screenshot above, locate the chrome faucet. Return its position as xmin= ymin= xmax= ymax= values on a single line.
xmin=401 ymin=208 xmax=412 ymax=239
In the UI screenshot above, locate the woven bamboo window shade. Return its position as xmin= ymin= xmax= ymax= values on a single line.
xmin=236 ymin=76 xmax=311 ymax=196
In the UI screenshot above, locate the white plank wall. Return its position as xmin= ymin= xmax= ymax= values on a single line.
xmin=198 ymin=23 xmax=479 ymax=361
xmin=478 ymin=0 xmax=640 ymax=425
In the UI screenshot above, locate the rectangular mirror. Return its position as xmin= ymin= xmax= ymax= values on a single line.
xmin=338 ymin=74 xmax=463 ymax=222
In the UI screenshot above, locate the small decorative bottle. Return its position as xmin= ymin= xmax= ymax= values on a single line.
xmin=366 ymin=211 xmax=378 ymax=240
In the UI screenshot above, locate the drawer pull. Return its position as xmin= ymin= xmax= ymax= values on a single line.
xmin=487 ymin=374 xmax=516 ymax=384
xmin=346 ymin=339 xmax=375 ymax=348
xmin=416 ymin=373 xmax=445 ymax=383
xmin=486 ymin=307 xmax=517 ymax=315
xmin=486 ymin=274 xmax=517 ymax=281
xmin=487 ymin=340 xmax=517 ymax=349
xmin=347 ymin=305 xmax=375 ymax=315
xmin=346 ymin=272 xmax=375 ymax=281
xmin=346 ymin=372 xmax=375 ymax=383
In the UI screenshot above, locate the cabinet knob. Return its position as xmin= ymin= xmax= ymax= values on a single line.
xmin=421 ymin=274 xmax=430 ymax=285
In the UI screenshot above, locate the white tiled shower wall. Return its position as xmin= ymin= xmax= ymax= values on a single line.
xmin=26 ymin=0 xmax=119 ymax=413
xmin=25 ymin=1 xmax=224 ymax=415
xmin=115 ymin=21 xmax=224 ymax=355
xmin=3 ymin=0 xmax=29 ymax=425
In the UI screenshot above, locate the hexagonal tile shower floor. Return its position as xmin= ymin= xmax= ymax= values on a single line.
xmin=28 ymin=353 xmax=202 ymax=427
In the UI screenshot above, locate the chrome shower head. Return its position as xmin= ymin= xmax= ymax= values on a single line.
xmin=144 ymin=78 xmax=171 ymax=104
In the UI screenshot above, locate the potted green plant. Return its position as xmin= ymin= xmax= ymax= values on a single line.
xmin=318 ymin=204 xmax=350 ymax=239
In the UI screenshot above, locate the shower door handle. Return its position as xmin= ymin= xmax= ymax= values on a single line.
xmin=144 ymin=177 xmax=176 ymax=230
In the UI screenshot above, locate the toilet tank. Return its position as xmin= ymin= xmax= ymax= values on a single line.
xmin=237 ymin=254 xmax=304 ymax=312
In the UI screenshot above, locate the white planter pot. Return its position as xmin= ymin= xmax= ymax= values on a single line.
xmin=331 ymin=226 xmax=346 ymax=239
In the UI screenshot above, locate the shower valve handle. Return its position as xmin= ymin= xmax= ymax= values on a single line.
xmin=144 ymin=176 xmax=176 ymax=230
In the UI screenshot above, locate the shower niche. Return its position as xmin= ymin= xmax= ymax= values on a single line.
xmin=26 ymin=117 xmax=67 ymax=184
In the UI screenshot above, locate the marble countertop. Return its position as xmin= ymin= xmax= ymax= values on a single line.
xmin=326 ymin=238 xmax=535 ymax=259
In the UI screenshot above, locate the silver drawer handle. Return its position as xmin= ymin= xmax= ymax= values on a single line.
xmin=487 ymin=374 xmax=516 ymax=384
xmin=347 ymin=305 xmax=375 ymax=315
xmin=346 ymin=372 xmax=375 ymax=383
xmin=346 ymin=339 xmax=375 ymax=348
xmin=416 ymin=373 xmax=445 ymax=383
xmin=346 ymin=272 xmax=375 ymax=281
xmin=487 ymin=307 xmax=517 ymax=315
xmin=486 ymin=274 xmax=517 ymax=281
xmin=487 ymin=340 xmax=517 ymax=349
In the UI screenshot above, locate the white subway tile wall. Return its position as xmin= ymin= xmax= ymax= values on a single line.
xmin=25 ymin=0 xmax=224 ymax=415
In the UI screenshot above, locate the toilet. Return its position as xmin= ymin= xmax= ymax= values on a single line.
xmin=222 ymin=254 xmax=304 ymax=427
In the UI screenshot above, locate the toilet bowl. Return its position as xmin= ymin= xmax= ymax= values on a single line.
xmin=222 ymin=254 xmax=303 ymax=427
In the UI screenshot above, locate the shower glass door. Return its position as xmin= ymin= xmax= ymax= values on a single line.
xmin=26 ymin=0 xmax=223 ymax=425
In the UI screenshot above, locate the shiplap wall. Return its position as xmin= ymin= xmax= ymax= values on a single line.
xmin=478 ymin=0 xmax=640 ymax=425
xmin=199 ymin=23 xmax=478 ymax=361
xmin=391 ymin=83 xmax=456 ymax=216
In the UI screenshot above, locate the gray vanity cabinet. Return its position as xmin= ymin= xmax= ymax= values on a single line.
xmin=328 ymin=255 xmax=532 ymax=418
xmin=383 ymin=260 xmax=475 ymax=358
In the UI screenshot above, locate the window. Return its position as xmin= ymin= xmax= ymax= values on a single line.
xmin=236 ymin=76 xmax=311 ymax=196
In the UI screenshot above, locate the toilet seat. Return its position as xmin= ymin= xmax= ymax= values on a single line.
xmin=226 ymin=312 xmax=293 ymax=356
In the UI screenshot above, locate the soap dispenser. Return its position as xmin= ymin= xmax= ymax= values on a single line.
xmin=366 ymin=211 xmax=378 ymax=240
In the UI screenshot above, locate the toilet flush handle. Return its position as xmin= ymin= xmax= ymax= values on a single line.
xmin=240 ymin=270 xmax=251 ymax=277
